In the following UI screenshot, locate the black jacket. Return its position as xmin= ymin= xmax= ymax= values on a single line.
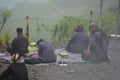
xmin=11 ymin=35 xmax=29 ymax=56
xmin=0 ymin=63 xmax=28 ymax=80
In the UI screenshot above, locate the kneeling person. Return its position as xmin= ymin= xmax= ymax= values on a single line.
xmin=25 ymin=39 xmax=57 ymax=64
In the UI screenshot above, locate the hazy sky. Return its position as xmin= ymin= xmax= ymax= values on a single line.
xmin=0 ymin=0 xmax=50 ymax=9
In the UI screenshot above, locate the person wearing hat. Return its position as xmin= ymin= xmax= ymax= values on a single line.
xmin=65 ymin=24 xmax=90 ymax=53
xmin=0 ymin=54 xmax=28 ymax=80
xmin=8 ymin=28 xmax=29 ymax=57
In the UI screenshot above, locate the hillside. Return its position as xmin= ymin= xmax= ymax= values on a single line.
xmin=1 ymin=0 xmax=118 ymax=41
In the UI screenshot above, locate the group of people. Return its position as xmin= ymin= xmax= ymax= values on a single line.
xmin=0 ymin=27 xmax=57 ymax=80
xmin=7 ymin=28 xmax=57 ymax=64
xmin=0 ymin=22 xmax=110 ymax=80
xmin=6 ymin=22 xmax=110 ymax=63
xmin=65 ymin=23 xmax=110 ymax=63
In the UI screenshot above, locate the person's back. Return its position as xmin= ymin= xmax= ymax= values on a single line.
xmin=0 ymin=54 xmax=28 ymax=80
xmin=7 ymin=63 xmax=28 ymax=80
xmin=74 ymin=31 xmax=89 ymax=52
xmin=65 ymin=25 xmax=89 ymax=53
xmin=38 ymin=40 xmax=56 ymax=62
xmin=11 ymin=28 xmax=29 ymax=56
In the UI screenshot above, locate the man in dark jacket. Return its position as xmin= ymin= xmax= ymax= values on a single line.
xmin=65 ymin=25 xmax=90 ymax=53
xmin=9 ymin=28 xmax=29 ymax=57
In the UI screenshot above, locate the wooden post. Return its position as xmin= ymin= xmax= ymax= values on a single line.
xmin=89 ymin=11 xmax=93 ymax=24
xmin=99 ymin=0 xmax=103 ymax=28
xmin=26 ymin=16 xmax=29 ymax=41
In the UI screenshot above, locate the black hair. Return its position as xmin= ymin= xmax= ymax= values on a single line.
xmin=75 ymin=24 xmax=84 ymax=32
xmin=16 ymin=28 xmax=23 ymax=33
xmin=37 ymin=39 xmax=43 ymax=45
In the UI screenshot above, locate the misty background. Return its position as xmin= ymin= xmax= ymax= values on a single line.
xmin=0 ymin=0 xmax=118 ymax=41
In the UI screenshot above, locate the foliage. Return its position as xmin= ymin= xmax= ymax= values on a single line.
xmin=102 ymin=15 xmax=116 ymax=34
xmin=0 ymin=8 xmax=12 ymax=17
xmin=0 ymin=8 xmax=12 ymax=32
xmin=0 ymin=34 xmax=4 ymax=45
xmin=36 ymin=22 xmax=53 ymax=41
xmin=4 ymin=32 xmax=11 ymax=45
xmin=51 ymin=16 xmax=89 ymax=43
xmin=92 ymin=6 xmax=118 ymax=35
xmin=0 ymin=33 xmax=11 ymax=47
xmin=33 ymin=6 xmax=119 ymax=42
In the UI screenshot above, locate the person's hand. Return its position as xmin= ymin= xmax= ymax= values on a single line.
xmin=27 ymin=52 xmax=35 ymax=57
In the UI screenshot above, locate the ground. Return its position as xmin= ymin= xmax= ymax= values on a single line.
xmin=0 ymin=38 xmax=120 ymax=80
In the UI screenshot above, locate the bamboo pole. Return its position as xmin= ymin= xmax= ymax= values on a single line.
xmin=26 ymin=16 xmax=29 ymax=41
xmin=89 ymin=11 xmax=93 ymax=24
xmin=99 ymin=0 xmax=103 ymax=28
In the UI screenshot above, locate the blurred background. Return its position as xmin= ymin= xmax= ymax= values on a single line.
xmin=0 ymin=0 xmax=119 ymax=44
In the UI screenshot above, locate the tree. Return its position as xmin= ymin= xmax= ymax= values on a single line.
xmin=0 ymin=8 xmax=12 ymax=32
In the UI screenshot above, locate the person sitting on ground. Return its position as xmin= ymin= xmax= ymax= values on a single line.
xmin=7 ymin=28 xmax=29 ymax=57
xmin=0 ymin=54 xmax=28 ymax=80
xmin=89 ymin=23 xmax=109 ymax=57
xmin=65 ymin=24 xmax=90 ymax=53
xmin=81 ymin=32 xmax=110 ymax=62
xmin=25 ymin=39 xmax=57 ymax=64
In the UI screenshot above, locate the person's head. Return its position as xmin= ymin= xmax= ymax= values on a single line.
xmin=16 ymin=28 xmax=23 ymax=35
xmin=75 ymin=24 xmax=84 ymax=32
xmin=89 ymin=23 xmax=97 ymax=32
xmin=11 ymin=54 xmax=21 ymax=64
xmin=37 ymin=39 xmax=43 ymax=45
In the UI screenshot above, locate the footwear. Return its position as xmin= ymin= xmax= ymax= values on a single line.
xmin=58 ymin=61 xmax=67 ymax=66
